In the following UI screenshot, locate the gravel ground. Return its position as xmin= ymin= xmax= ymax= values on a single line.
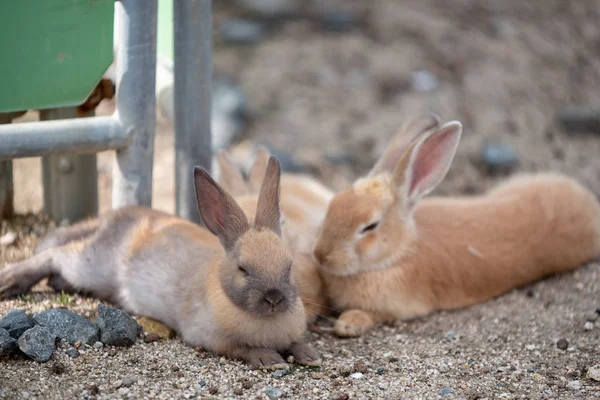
xmin=2 ymin=0 xmax=600 ymax=399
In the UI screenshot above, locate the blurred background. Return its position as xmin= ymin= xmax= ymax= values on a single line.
xmin=9 ymin=0 xmax=600 ymax=216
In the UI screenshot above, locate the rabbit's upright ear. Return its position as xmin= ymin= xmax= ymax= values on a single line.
xmin=368 ymin=114 xmax=441 ymax=177
xmin=393 ymin=121 xmax=462 ymax=209
xmin=247 ymin=146 xmax=272 ymax=194
xmin=254 ymin=156 xmax=282 ymax=236
xmin=216 ymin=149 xmax=250 ymax=197
xmin=194 ymin=166 xmax=250 ymax=251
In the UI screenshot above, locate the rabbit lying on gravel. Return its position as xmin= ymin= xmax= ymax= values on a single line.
xmin=0 ymin=157 xmax=320 ymax=369
xmin=313 ymin=115 xmax=600 ymax=337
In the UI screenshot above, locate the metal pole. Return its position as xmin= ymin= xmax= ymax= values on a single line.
xmin=113 ymin=0 xmax=158 ymax=209
xmin=40 ymin=108 xmax=98 ymax=223
xmin=0 ymin=113 xmax=20 ymax=219
xmin=174 ymin=0 xmax=212 ymax=224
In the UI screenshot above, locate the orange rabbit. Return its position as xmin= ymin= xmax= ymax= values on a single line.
xmin=313 ymin=115 xmax=600 ymax=337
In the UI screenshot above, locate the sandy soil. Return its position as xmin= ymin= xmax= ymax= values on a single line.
xmin=2 ymin=0 xmax=600 ymax=399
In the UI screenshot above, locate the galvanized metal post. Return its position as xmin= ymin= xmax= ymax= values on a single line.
xmin=0 ymin=113 xmax=19 ymax=219
xmin=174 ymin=0 xmax=212 ymax=224
xmin=39 ymin=108 xmax=98 ymax=223
xmin=113 ymin=0 xmax=158 ymax=209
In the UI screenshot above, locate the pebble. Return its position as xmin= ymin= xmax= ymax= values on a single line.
xmin=0 ymin=328 xmax=17 ymax=356
xmin=436 ymin=387 xmax=454 ymax=396
xmin=208 ymin=386 xmax=219 ymax=395
xmin=242 ymin=381 xmax=254 ymax=390
xmin=220 ymin=19 xmax=266 ymax=44
xmin=0 ymin=231 xmax=17 ymax=246
xmin=122 ymin=377 xmax=135 ymax=387
xmin=34 ymin=308 xmax=100 ymax=345
xmin=144 ymin=333 xmax=160 ymax=343
xmin=234 ymin=387 xmax=244 ymax=396
xmin=66 ymin=348 xmax=80 ymax=358
xmin=137 ymin=317 xmax=175 ymax=340
xmin=411 ymin=70 xmax=439 ymax=92
xmin=444 ymin=332 xmax=459 ymax=341
xmin=376 ymin=367 xmax=385 ymax=375
xmin=587 ymin=364 xmax=600 ymax=382
xmin=586 ymin=314 xmax=598 ymax=322
xmin=0 ymin=309 xmax=34 ymax=339
xmin=87 ymin=385 xmax=99 ymax=395
xmin=93 ymin=341 xmax=104 ymax=349
xmin=481 ymin=143 xmax=519 ymax=173
xmin=350 ymin=372 xmax=363 ymax=379
xmin=596 ymin=308 xmax=600 ymax=315
xmin=96 ymin=304 xmax=141 ymax=346
xmin=566 ymin=380 xmax=582 ymax=391
xmin=354 ymin=361 xmax=368 ymax=374
xmin=51 ymin=361 xmax=66 ymax=375
xmin=17 ymin=326 xmax=56 ymax=362
xmin=266 ymin=387 xmax=283 ymax=399
xmin=584 ymin=321 xmax=594 ymax=331
xmin=272 ymin=368 xmax=289 ymax=378
xmin=556 ymin=338 xmax=569 ymax=350
xmin=332 ymin=394 xmax=349 ymax=400
xmin=73 ymin=340 xmax=82 ymax=349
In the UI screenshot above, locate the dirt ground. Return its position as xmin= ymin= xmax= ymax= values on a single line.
xmin=2 ymin=0 xmax=600 ymax=399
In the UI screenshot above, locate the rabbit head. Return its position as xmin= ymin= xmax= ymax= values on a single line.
xmin=313 ymin=115 xmax=462 ymax=276
xmin=195 ymin=156 xmax=299 ymax=317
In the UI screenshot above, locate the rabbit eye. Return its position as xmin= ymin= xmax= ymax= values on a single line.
xmin=360 ymin=221 xmax=379 ymax=234
xmin=238 ymin=266 xmax=249 ymax=276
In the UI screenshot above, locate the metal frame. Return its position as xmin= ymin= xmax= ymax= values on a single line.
xmin=0 ymin=0 xmax=158 ymax=218
xmin=0 ymin=0 xmax=213 ymax=223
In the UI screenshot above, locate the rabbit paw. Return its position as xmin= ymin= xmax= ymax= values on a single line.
xmin=288 ymin=341 xmax=321 ymax=366
xmin=334 ymin=309 xmax=375 ymax=338
xmin=0 ymin=265 xmax=32 ymax=299
xmin=245 ymin=348 xmax=288 ymax=370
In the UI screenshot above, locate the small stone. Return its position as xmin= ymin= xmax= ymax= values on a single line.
xmin=73 ymin=340 xmax=82 ymax=349
xmin=595 ymin=308 xmax=600 ymax=315
xmin=0 ymin=328 xmax=17 ymax=356
xmin=34 ymin=308 xmax=100 ymax=345
xmin=51 ymin=361 xmax=66 ymax=375
xmin=66 ymin=348 xmax=80 ymax=358
xmin=242 ymin=381 xmax=254 ymax=390
xmin=350 ymin=372 xmax=363 ymax=379
xmin=272 ymin=368 xmax=289 ymax=378
xmin=265 ymin=387 xmax=283 ymax=399
xmin=376 ymin=367 xmax=385 ymax=375
xmin=208 ymin=386 xmax=219 ymax=395
xmin=481 ymin=143 xmax=519 ymax=174
xmin=198 ymin=380 xmax=207 ymax=387
xmin=95 ymin=304 xmax=141 ymax=346
xmin=567 ymin=380 xmax=582 ymax=391
xmin=556 ymin=338 xmax=569 ymax=350
xmin=93 ymin=341 xmax=104 ymax=349
xmin=388 ymin=356 xmax=399 ymax=363
xmin=232 ymin=387 xmax=244 ymax=396
xmin=17 ymin=326 xmax=56 ymax=362
xmin=331 ymin=394 xmax=349 ymax=400
xmin=444 ymin=332 xmax=459 ymax=341
xmin=584 ymin=321 xmax=594 ymax=331
xmin=586 ymin=314 xmax=598 ymax=322
xmin=108 ymin=348 xmax=117 ymax=357
xmin=587 ymin=364 xmax=600 ymax=382
xmin=353 ymin=361 xmax=368 ymax=374
xmin=411 ymin=70 xmax=439 ymax=92
xmin=220 ymin=19 xmax=265 ymax=44
xmin=113 ymin=380 xmax=123 ymax=389
xmin=87 ymin=385 xmax=99 ymax=395
xmin=171 ymin=365 xmax=180 ymax=372
xmin=525 ymin=344 xmax=536 ymax=351
xmin=144 ymin=333 xmax=160 ymax=343
xmin=121 ymin=377 xmax=135 ymax=387
xmin=436 ymin=387 xmax=454 ymax=396
xmin=0 ymin=231 xmax=17 ymax=246
xmin=0 ymin=309 xmax=34 ymax=339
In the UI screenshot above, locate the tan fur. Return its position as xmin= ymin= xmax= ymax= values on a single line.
xmin=1 ymin=158 xmax=321 ymax=368
xmin=314 ymin=116 xmax=600 ymax=337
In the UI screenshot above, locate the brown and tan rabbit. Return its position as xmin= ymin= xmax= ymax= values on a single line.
xmin=215 ymin=147 xmax=333 ymax=323
xmin=313 ymin=114 xmax=600 ymax=337
xmin=0 ymin=157 xmax=320 ymax=369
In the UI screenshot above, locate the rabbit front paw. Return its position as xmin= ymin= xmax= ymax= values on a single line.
xmin=334 ymin=309 xmax=375 ymax=338
xmin=287 ymin=341 xmax=321 ymax=366
xmin=244 ymin=348 xmax=289 ymax=370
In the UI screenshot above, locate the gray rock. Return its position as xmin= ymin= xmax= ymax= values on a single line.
xmin=411 ymin=70 xmax=439 ymax=92
xmin=34 ymin=308 xmax=100 ymax=345
xmin=481 ymin=143 xmax=519 ymax=173
xmin=234 ymin=0 xmax=301 ymax=19
xmin=0 ymin=328 xmax=17 ymax=356
xmin=587 ymin=364 xmax=600 ymax=382
xmin=272 ymin=368 xmax=289 ymax=378
xmin=436 ymin=387 xmax=454 ymax=396
xmin=96 ymin=304 xmax=141 ymax=346
xmin=584 ymin=321 xmax=594 ymax=331
xmin=17 ymin=326 xmax=56 ymax=362
xmin=556 ymin=338 xmax=569 ymax=350
xmin=566 ymin=380 xmax=582 ymax=391
xmin=220 ymin=19 xmax=266 ymax=44
xmin=0 ymin=309 xmax=34 ymax=339
xmin=65 ymin=347 xmax=80 ymax=358
xmin=265 ymin=387 xmax=283 ymax=399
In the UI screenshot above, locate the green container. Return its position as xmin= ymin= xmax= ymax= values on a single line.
xmin=0 ymin=0 xmax=115 ymax=112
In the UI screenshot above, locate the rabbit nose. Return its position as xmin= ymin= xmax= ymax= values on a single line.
xmin=263 ymin=289 xmax=284 ymax=308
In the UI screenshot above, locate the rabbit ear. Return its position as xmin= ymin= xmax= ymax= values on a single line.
xmin=194 ymin=166 xmax=250 ymax=251
xmin=247 ymin=146 xmax=272 ymax=194
xmin=393 ymin=121 xmax=462 ymax=209
xmin=254 ymin=156 xmax=282 ymax=236
xmin=216 ymin=149 xmax=250 ymax=197
xmin=368 ymin=113 xmax=441 ymax=177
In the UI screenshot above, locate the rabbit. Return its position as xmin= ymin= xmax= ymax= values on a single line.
xmin=313 ymin=114 xmax=600 ymax=338
xmin=215 ymin=147 xmax=333 ymax=323
xmin=0 ymin=156 xmax=321 ymax=369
